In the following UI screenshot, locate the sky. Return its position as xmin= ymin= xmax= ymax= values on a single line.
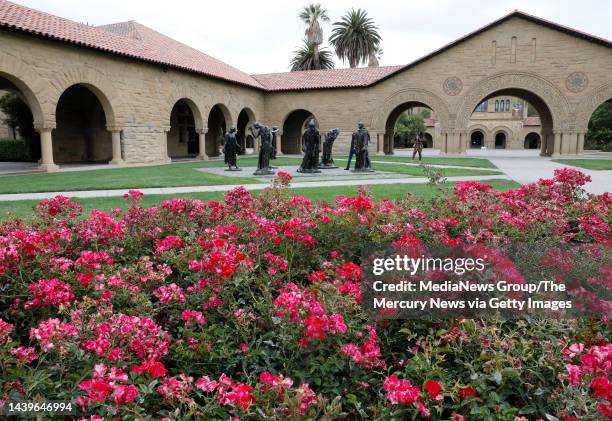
xmin=15 ymin=0 xmax=612 ymax=75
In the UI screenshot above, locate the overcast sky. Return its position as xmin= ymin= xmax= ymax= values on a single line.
xmin=16 ymin=0 xmax=612 ymax=74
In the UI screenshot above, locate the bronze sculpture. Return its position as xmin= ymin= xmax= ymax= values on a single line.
xmin=352 ymin=122 xmax=374 ymax=172
xmin=319 ymin=128 xmax=339 ymax=169
xmin=249 ymin=123 xmax=275 ymax=175
xmin=297 ymin=119 xmax=321 ymax=173
xmin=223 ymin=126 xmax=242 ymax=171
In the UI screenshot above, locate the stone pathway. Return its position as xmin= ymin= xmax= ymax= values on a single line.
xmin=0 ymin=174 xmax=511 ymax=202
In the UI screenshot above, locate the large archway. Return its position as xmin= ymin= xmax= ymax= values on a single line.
xmin=461 ymin=89 xmax=554 ymax=156
xmin=456 ymin=73 xmax=568 ymax=156
xmin=206 ymin=104 xmax=231 ymax=157
xmin=0 ymin=74 xmax=41 ymax=161
xmin=281 ymin=109 xmax=316 ymax=154
xmin=54 ymin=84 xmax=112 ymax=164
xmin=236 ymin=108 xmax=255 ymax=155
xmin=167 ymin=99 xmax=201 ymax=159
xmin=384 ymin=102 xmax=435 ymax=154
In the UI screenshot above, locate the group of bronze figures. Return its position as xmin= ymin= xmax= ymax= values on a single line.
xmin=221 ymin=120 xmax=374 ymax=175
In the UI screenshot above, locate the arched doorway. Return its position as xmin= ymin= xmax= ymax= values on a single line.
xmin=494 ymin=132 xmax=507 ymax=149
xmin=167 ymin=99 xmax=200 ymax=159
xmin=281 ymin=109 xmax=316 ymax=154
xmin=423 ymin=132 xmax=433 ymax=148
xmin=384 ymin=103 xmax=434 ymax=154
xmin=0 ymin=74 xmax=41 ymax=161
xmin=206 ymin=104 xmax=231 ymax=157
xmin=236 ymin=108 xmax=255 ymax=155
xmin=54 ymin=84 xmax=112 ymax=164
xmin=470 ymin=130 xmax=484 ymax=148
xmin=524 ymin=132 xmax=541 ymax=149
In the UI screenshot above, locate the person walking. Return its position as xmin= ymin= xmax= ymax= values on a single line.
xmin=412 ymin=132 xmax=424 ymax=161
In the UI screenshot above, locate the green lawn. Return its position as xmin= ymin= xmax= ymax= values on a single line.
xmin=0 ymin=157 xmax=301 ymax=194
xmin=552 ymin=159 xmax=612 ymax=171
xmin=0 ymin=157 xmax=502 ymax=194
xmin=368 ymin=155 xmax=498 ymax=169
xmin=0 ymin=179 xmax=519 ymax=222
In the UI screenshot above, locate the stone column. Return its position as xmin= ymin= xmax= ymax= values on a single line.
xmin=197 ymin=128 xmax=208 ymax=160
xmin=438 ymin=132 xmax=448 ymax=155
xmin=376 ymin=132 xmax=385 ymax=155
xmin=36 ymin=124 xmax=59 ymax=172
xmin=551 ymin=131 xmax=562 ymax=157
xmin=561 ymin=131 xmax=574 ymax=155
xmin=162 ymin=127 xmax=172 ymax=163
xmin=458 ymin=131 xmax=468 ymax=155
xmin=107 ymin=126 xmax=124 ymax=165
xmin=275 ymin=130 xmax=284 ymax=156
xmin=577 ymin=132 xmax=585 ymax=155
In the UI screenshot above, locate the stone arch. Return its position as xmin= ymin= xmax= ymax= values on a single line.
xmin=236 ymin=107 xmax=256 ymax=153
xmin=47 ymin=67 xmax=123 ymax=127
xmin=54 ymin=84 xmax=114 ymax=163
xmin=164 ymin=87 xmax=205 ymax=131
xmin=166 ymin=98 xmax=203 ymax=159
xmin=206 ymin=103 xmax=232 ymax=157
xmin=574 ymin=82 xmax=612 ymax=132
xmin=372 ymin=88 xmax=451 ymax=154
xmin=467 ymin=124 xmax=490 ymax=149
xmin=455 ymin=72 xmax=570 ymax=132
xmin=371 ymin=88 xmax=452 ymax=131
xmin=0 ymin=55 xmax=46 ymax=126
xmin=281 ymin=109 xmax=317 ymax=154
xmin=524 ymin=132 xmax=541 ymax=149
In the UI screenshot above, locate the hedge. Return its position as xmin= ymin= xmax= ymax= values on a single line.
xmin=0 ymin=139 xmax=31 ymax=161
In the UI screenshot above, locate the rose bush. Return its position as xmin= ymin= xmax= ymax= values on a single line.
xmin=0 ymin=168 xmax=610 ymax=420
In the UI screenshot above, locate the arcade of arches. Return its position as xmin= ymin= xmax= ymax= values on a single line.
xmin=0 ymin=4 xmax=610 ymax=171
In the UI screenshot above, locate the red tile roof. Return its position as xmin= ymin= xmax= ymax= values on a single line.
xmin=0 ymin=3 xmax=610 ymax=92
xmin=252 ymin=65 xmax=404 ymax=91
xmin=0 ymin=0 xmax=263 ymax=89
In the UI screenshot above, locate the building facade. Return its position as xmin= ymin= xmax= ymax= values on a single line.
xmin=0 ymin=1 xmax=610 ymax=171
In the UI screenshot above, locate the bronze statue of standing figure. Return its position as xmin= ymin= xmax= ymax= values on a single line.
xmin=319 ymin=128 xmax=340 ymax=169
xmin=249 ymin=122 xmax=275 ymax=175
xmin=223 ymin=126 xmax=242 ymax=171
xmin=352 ymin=122 xmax=374 ymax=172
xmin=297 ymin=119 xmax=321 ymax=173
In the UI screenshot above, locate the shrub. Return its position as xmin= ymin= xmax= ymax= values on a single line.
xmin=0 ymin=169 xmax=609 ymax=420
xmin=0 ymin=139 xmax=31 ymax=161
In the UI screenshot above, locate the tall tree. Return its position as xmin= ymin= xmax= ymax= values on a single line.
xmin=290 ymin=41 xmax=335 ymax=71
xmin=329 ymin=8 xmax=382 ymax=68
xmin=394 ymin=113 xmax=426 ymax=147
xmin=368 ymin=45 xmax=383 ymax=67
xmin=298 ymin=3 xmax=330 ymax=69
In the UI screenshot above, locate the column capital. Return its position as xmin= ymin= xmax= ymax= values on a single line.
xmin=34 ymin=122 xmax=56 ymax=132
xmin=106 ymin=125 xmax=124 ymax=133
xmin=197 ymin=127 xmax=209 ymax=135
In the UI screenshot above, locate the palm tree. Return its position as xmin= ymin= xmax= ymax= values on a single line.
xmin=329 ymin=8 xmax=382 ymax=68
xmin=368 ymin=46 xmax=383 ymax=67
xmin=290 ymin=40 xmax=335 ymax=71
xmin=298 ymin=3 xmax=330 ymax=69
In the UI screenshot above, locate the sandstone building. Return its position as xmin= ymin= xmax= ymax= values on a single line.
xmin=0 ymin=1 xmax=610 ymax=171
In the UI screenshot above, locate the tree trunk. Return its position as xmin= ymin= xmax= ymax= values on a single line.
xmin=313 ymin=43 xmax=320 ymax=70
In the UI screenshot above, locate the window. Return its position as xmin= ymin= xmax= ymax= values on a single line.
xmin=475 ymin=101 xmax=488 ymax=112
xmin=495 ymin=100 xmax=499 ymax=112
xmin=506 ymin=99 xmax=511 ymax=112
